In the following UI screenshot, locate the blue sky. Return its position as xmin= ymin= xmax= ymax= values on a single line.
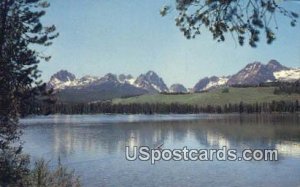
xmin=39 ymin=0 xmax=300 ymax=87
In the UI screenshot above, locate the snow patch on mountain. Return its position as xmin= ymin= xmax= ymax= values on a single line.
xmin=126 ymin=78 xmax=136 ymax=85
xmin=202 ymin=77 xmax=229 ymax=90
xmin=274 ymin=69 xmax=300 ymax=81
xmin=48 ymin=70 xmax=170 ymax=93
xmin=193 ymin=76 xmax=229 ymax=92
xmin=48 ymin=60 xmax=299 ymax=96
xmin=227 ymin=60 xmax=289 ymax=85
xmin=48 ymin=70 xmax=77 ymax=89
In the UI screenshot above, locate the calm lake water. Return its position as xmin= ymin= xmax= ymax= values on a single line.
xmin=21 ymin=114 xmax=300 ymax=187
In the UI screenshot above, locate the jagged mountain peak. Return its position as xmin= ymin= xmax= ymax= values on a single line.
xmin=227 ymin=62 xmax=266 ymax=85
xmin=192 ymin=60 xmax=294 ymax=92
xmin=48 ymin=70 xmax=76 ymax=89
xmin=47 ymin=59 xmax=298 ymax=99
xmin=146 ymin=70 xmax=157 ymax=76
xmin=50 ymin=70 xmax=76 ymax=82
xmin=145 ymin=71 xmax=161 ymax=81
xmin=100 ymin=73 xmax=118 ymax=82
xmin=135 ymin=71 xmax=169 ymax=93
xmin=228 ymin=60 xmax=290 ymax=85
xmin=266 ymin=59 xmax=289 ymax=72
xmin=268 ymin=59 xmax=281 ymax=66
xmin=48 ymin=70 xmax=169 ymax=94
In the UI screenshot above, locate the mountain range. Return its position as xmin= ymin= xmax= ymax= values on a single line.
xmin=48 ymin=60 xmax=300 ymax=103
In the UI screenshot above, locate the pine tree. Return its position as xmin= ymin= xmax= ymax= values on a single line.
xmin=0 ymin=0 xmax=58 ymax=185
xmin=161 ymin=0 xmax=298 ymax=47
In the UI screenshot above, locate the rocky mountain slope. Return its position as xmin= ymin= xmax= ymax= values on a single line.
xmin=134 ymin=71 xmax=169 ymax=93
xmin=193 ymin=76 xmax=229 ymax=92
xmin=48 ymin=70 xmax=168 ymax=103
xmin=48 ymin=60 xmax=299 ymax=102
xmin=193 ymin=60 xmax=299 ymax=92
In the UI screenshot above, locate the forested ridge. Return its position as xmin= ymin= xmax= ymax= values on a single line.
xmin=21 ymin=82 xmax=300 ymax=115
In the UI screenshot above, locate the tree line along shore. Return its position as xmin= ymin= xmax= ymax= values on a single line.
xmin=21 ymin=82 xmax=300 ymax=115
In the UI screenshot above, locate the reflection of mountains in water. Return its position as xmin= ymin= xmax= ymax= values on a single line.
xmin=276 ymin=141 xmax=300 ymax=157
xmin=49 ymin=114 xmax=300 ymax=158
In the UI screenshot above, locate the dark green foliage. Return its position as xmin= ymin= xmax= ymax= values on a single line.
xmin=30 ymin=100 xmax=300 ymax=115
xmin=161 ymin=0 xmax=298 ymax=47
xmin=0 ymin=0 xmax=58 ymax=185
xmin=160 ymin=92 xmax=190 ymax=95
xmin=26 ymin=159 xmax=81 ymax=187
xmin=222 ymin=88 xmax=229 ymax=93
xmin=27 ymin=84 xmax=300 ymax=115
xmin=55 ymin=84 xmax=147 ymax=104
xmin=274 ymin=81 xmax=300 ymax=95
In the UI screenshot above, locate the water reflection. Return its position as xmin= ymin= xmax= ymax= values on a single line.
xmin=21 ymin=114 xmax=300 ymax=187
xmin=276 ymin=141 xmax=300 ymax=156
xmin=22 ymin=114 xmax=300 ymax=159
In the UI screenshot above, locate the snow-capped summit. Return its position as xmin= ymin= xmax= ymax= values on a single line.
xmin=193 ymin=60 xmax=298 ymax=92
xmin=134 ymin=71 xmax=169 ymax=93
xmin=51 ymin=70 xmax=76 ymax=82
xmin=48 ymin=70 xmax=76 ymax=89
xmin=47 ymin=70 xmax=169 ymax=94
xmin=48 ymin=60 xmax=299 ymax=101
xmin=227 ymin=60 xmax=288 ymax=85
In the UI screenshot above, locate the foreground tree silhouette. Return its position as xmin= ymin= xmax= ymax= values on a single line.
xmin=0 ymin=0 xmax=58 ymax=185
xmin=161 ymin=0 xmax=299 ymax=47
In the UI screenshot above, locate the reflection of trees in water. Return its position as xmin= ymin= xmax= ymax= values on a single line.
xmin=50 ymin=114 xmax=300 ymax=158
xmin=51 ymin=121 xmax=189 ymax=157
xmin=191 ymin=115 xmax=300 ymax=150
xmin=53 ymin=125 xmax=76 ymax=157
xmin=276 ymin=141 xmax=300 ymax=156
xmin=169 ymin=124 xmax=188 ymax=142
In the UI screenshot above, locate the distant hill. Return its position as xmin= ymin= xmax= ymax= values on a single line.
xmin=169 ymin=84 xmax=187 ymax=93
xmin=113 ymin=87 xmax=300 ymax=106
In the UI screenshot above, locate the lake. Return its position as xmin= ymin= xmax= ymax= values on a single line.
xmin=21 ymin=114 xmax=300 ymax=187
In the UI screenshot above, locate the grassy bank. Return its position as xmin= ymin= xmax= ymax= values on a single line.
xmin=112 ymin=87 xmax=300 ymax=106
